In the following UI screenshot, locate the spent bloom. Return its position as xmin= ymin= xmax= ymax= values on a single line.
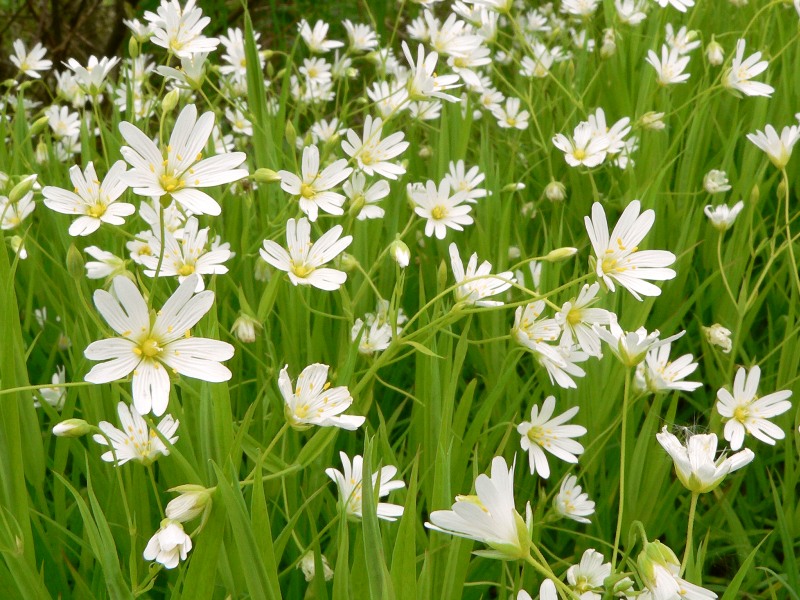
xmin=724 ymin=39 xmax=774 ymax=98
xmin=426 ymin=456 xmax=531 ymax=560
xmin=702 ymin=323 xmax=732 ymax=353
xmin=35 ymin=366 xmax=67 ymax=410
xmin=705 ymin=201 xmax=744 ymax=231
xmin=298 ymin=551 xmax=334 ymax=581
xmin=715 ymin=366 xmax=792 ymax=450
xmin=165 ymin=485 xmax=214 ymax=522
xmin=143 ymin=519 xmax=192 ymax=569
xmin=703 ymin=170 xmax=731 ymax=194
xmin=449 ymin=243 xmax=514 ymax=307
xmin=325 ymin=452 xmax=405 ymax=521
xmin=517 ymin=396 xmax=586 ymax=478
xmin=278 ymin=145 xmax=352 ymax=221
xmin=93 ymin=401 xmax=179 ymax=466
xmin=10 ymin=40 xmax=52 ymax=78
xmin=656 ymin=427 xmax=754 ymax=493
xmin=259 ymin=217 xmax=352 ymax=290
xmin=278 ymin=363 xmax=365 ymax=430
xmin=119 ymin=104 xmax=248 ymax=216
xmin=585 ymin=200 xmax=677 ymax=300
xmin=646 ymin=45 xmax=691 ymax=85
xmin=746 ymin=124 xmax=800 ymax=169
xmin=83 ymin=275 xmax=235 ymax=416
xmin=554 ymin=475 xmax=595 ymax=524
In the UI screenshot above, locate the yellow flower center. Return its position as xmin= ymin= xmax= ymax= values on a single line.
xmin=733 ymin=405 xmax=749 ymax=422
xmin=573 ymin=148 xmax=587 ymax=161
xmin=527 ymin=426 xmax=547 ymax=445
xmin=87 ymin=202 xmax=107 ymax=218
xmin=360 ymin=150 xmax=374 ymax=165
xmin=300 ymin=183 xmax=316 ymax=199
xmin=291 ymin=262 xmax=313 ymax=278
xmin=136 ymin=338 xmax=161 ymax=358
xmin=160 ymin=173 xmax=185 ymax=193
xmin=178 ymin=264 xmax=195 ymax=276
xmin=601 ymin=256 xmax=618 ymax=274
xmin=431 ymin=205 xmax=447 ymax=220
xmin=566 ymin=307 xmax=582 ymax=326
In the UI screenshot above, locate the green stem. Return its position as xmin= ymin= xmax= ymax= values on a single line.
xmin=612 ymin=367 xmax=633 ymax=569
xmin=680 ymin=492 xmax=699 ymax=576
xmin=523 ymin=553 xmax=578 ymax=599
xmin=781 ymin=168 xmax=800 ymax=297
xmin=241 ymin=422 xmax=290 ymax=485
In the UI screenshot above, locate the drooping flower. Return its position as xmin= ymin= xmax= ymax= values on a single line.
xmin=724 ymin=39 xmax=774 ymax=98
xmin=715 ymin=366 xmax=792 ymax=450
xmin=656 ymin=427 xmax=754 ymax=493
xmin=702 ymin=323 xmax=732 ymax=353
xmin=426 ymin=456 xmax=531 ymax=560
xmin=84 ymin=246 xmax=128 ymax=280
xmin=143 ymin=519 xmax=192 ymax=569
xmin=449 ymin=243 xmax=514 ymax=307
xmin=584 ymin=200 xmax=677 ymax=300
xmin=704 ymin=201 xmax=744 ymax=232
xmin=702 ymin=170 xmax=731 ymax=194
xmin=278 ymin=145 xmax=352 ymax=221
xmin=637 ymin=540 xmax=717 ymax=600
xmin=164 ymin=484 xmax=214 ymax=522
xmin=93 ymin=401 xmax=179 ymax=466
xmin=259 ymin=217 xmax=352 ymax=290
xmin=43 ymin=161 xmax=133 ymax=236
xmin=278 ymin=363 xmax=365 ymax=430
xmin=325 ymin=452 xmax=405 ymax=521
xmin=83 ymin=275 xmax=235 ymax=416
xmin=517 ymin=396 xmax=586 ymax=478
xmin=554 ymin=475 xmax=595 ymax=524
xmin=119 ymin=104 xmax=248 ymax=216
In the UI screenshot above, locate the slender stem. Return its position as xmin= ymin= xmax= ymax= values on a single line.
xmin=241 ymin=422 xmax=290 ymax=485
xmin=612 ymin=367 xmax=633 ymax=569
xmin=716 ymin=233 xmax=737 ymax=308
xmin=781 ymin=168 xmax=800 ymax=297
xmin=680 ymin=492 xmax=699 ymax=576
xmin=523 ymin=553 xmax=579 ymax=600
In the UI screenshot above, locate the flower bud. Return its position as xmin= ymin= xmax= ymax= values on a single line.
xmin=600 ymin=28 xmax=617 ymax=59
xmin=9 ymin=235 xmax=27 ymax=259
xmin=53 ymin=419 xmax=90 ymax=437
xmin=165 ymin=484 xmax=214 ymax=522
xmin=508 ymin=246 xmax=521 ymax=260
xmin=284 ymin=121 xmax=297 ymax=148
xmin=749 ymin=184 xmax=759 ymax=204
xmin=162 ymin=89 xmax=180 ymax=113
xmin=437 ymin=259 xmax=448 ymax=294
xmin=252 ymin=168 xmax=282 ymax=184
xmin=702 ymin=323 xmax=732 ymax=353
xmin=8 ymin=175 xmax=37 ymax=204
xmin=544 ymin=180 xmax=566 ymax=202
xmin=129 ymin=37 xmax=140 ymax=60
xmin=231 ymin=313 xmax=261 ymax=343
xmin=637 ymin=540 xmax=680 ymax=586
xmin=544 ymin=247 xmax=578 ymax=262
xmin=502 ymin=182 xmax=526 ymax=192
xmin=640 ymin=111 xmax=666 ymax=131
xmin=706 ymin=38 xmax=724 ymax=66
xmin=418 ymin=145 xmax=432 ymax=158
xmin=29 ymin=115 xmax=50 ymax=137
xmin=389 ymin=240 xmax=410 ymax=268
xmin=298 ymin=551 xmax=334 ymax=582
xmin=66 ymin=244 xmax=85 ymax=280
xmin=339 ymin=252 xmax=359 ymax=272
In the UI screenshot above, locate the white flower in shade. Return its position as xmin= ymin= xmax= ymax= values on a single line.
xmin=298 ymin=551 xmax=334 ymax=581
xmin=538 ymin=342 xmax=589 ymax=390
xmin=426 ymin=456 xmax=531 ymax=560
xmin=654 ymin=0 xmax=695 ymax=12
xmin=412 ymin=180 xmax=473 ymax=239
xmin=299 ymin=19 xmax=343 ymax=53
xmin=555 ymin=283 xmax=612 ymax=357
xmin=587 ymin=108 xmax=631 ymax=155
xmin=656 ymin=427 xmax=754 ymax=494
xmin=259 ymin=217 xmax=352 ymax=290
xmin=517 ymin=396 xmax=586 ymax=478
xmin=45 ymin=105 xmax=81 ymax=140
xmin=561 ymin=0 xmax=601 ymax=17
xmin=143 ymin=519 xmax=192 ymax=569
xmin=343 ymin=172 xmax=390 ymax=220
xmin=704 ymin=201 xmax=744 ymax=231
xmin=63 ymin=56 xmax=120 ymax=95
xmin=492 ymin=97 xmax=529 ymax=130
xmin=665 ymin=24 xmax=700 ymax=55
xmin=165 ymin=485 xmax=213 ymax=522
xmin=42 ymin=161 xmax=133 ymax=236
xmin=0 ymin=192 xmax=35 ymax=230
xmin=35 ymin=366 xmax=66 ymax=410
xmin=636 ymin=342 xmax=701 ymax=393
xmin=715 ymin=366 xmax=792 ymax=450
xmin=83 ymin=275 xmax=235 ymax=416
xmin=596 ymin=319 xmax=684 ymax=368
xmin=638 ymin=540 xmax=716 ymax=600
xmin=746 ymin=124 xmax=800 ymax=169
xmin=567 ymin=549 xmax=610 ymax=599
xmin=325 ymin=452 xmax=405 ymax=521
xmin=278 ymin=145 xmax=352 ymax=221
xmin=341 ymin=115 xmax=409 ymax=180
xmin=10 ymin=40 xmax=52 ymax=78
xmin=512 ymin=301 xmax=561 ymax=352
xmin=119 ymin=104 xmax=248 ymax=216
xmin=702 ymin=323 xmax=732 ymax=353
xmin=554 ymin=475 xmax=595 ymax=524
xmin=144 ymin=0 xmax=219 ymax=59
xmin=139 ymin=216 xmax=231 ymax=291
xmin=724 ymin=39 xmax=774 ymax=98
xmin=444 ymin=160 xmax=487 ymax=203
xmin=703 ymin=170 xmax=731 ymax=194
xmin=646 ymin=45 xmax=691 ymax=85
xmin=156 ymin=52 xmax=209 ymax=89
xmin=93 ymin=401 xmax=179 ymax=466
xmin=343 ymin=20 xmax=378 ymax=52
xmin=278 ymin=363 xmax=365 ymax=431
xmin=84 ymin=246 xmax=127 ymax=280
xmin=553 ymin=122 xmax=608 ymax=168
xmin=401 ymin=41 xmax=461 ymax=102
xmin=352 ymin=317 xmax=393 ymax=354
xmin=585 ymin=200 xmax=677 ymax=300
xmin=615 ymin=0 xmax=647 ymax=25
xmin=449 ymin=243 xmax=514 ymax=307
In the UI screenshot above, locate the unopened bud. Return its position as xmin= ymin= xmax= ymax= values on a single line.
xmin=706 ymin=38 xmax=724 ymax=66
xmin=749 ymin=184 xmax=759 ymax=204
xmin=640 ymin=111 xmax=666 ymax=131
xmin=231 ymin=313 xmax=261 ymax=343
xmin=53 ymin=419 xmax=90 ymax=437
xmin=129 ymin=37 xmax=140 ymax=60
xmin=502 ymin=182 xmax=526 ymax=193
xmin=544 ymin=247 xmax=578 ymax=262
xmin=418 ymin=145 xmax=432 ymax=159
xmin=252 ymin=168 xmax=282 ymax=183
xmin=66 ymin=244 xmax=85 ymax=280
xmin=339 ymin=252 xmax=359 ymax=272
xmin=544 ymin=180 xmax=566 ymax=202
xmin=9 ymin=235 xmax=27 ymax=259
xmin=162 ymin=89 xmax=180 ymax=113
xmin=165 ymin=484 xmax=214 ymax=522
xmin=777 ymin=179 xmax=787 ymax=200
xmin=29 ymin=115 xmax=50 ymax=137
xmin=437 ymin=259 xmax=448 ymax=294
xmin=9 ymin=175 xmax=37 ymax=204
xmin=389 ymin=239 xmax=410 ymax=268
xmin=284 ymin=121 xmax=297 ymax=147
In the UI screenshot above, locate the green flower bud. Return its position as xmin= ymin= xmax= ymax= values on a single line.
xmin=66 ymin=244 xmax=85 ymax=280
xmin=162 ymin=89 xmax=180 ymax=114
xmin=8 ymin=175 xmax=37 ymax=204
xmin=252 ymin=168 xmax=282 ymax=184
xmin=53 ymin=419 xmax=90 ymax=437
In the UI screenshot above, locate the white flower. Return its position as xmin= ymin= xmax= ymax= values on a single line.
xmin=93 ymin=401 xmax=179 ymax=466
xmin=259 ymin=217 xmax=352 ymax=290
xmin=665 ymin=24 xmax=700 ymax=55
xmin=554 ymin=475 xmax=595 ymax=524
xmin=401 ymin=41 xmax=460 ymax=102
xmin=492 ymin=97 xmax=529 ymax=130
xmin=444 ymin=160 xmax=487 ymax=203
xmin=84 ymin=246 xmax=127 ymax=280
xmin=83 ymin=275 xmax=234 ymax=416
xmin=561 ymin=0 xmax=601 ymax=17
xmin=10 ymin=40 xmax=52 ymax=78
xmin=119 ymin=104 xmax=248 ymax=216
xmin=278 ymin=363 xmax=365 ymax=431
xmin=646 ymin=45 xmax=691 ymax=85
xmin=342 ymin=115 xmax=409 ymax=180
xmin=426 ymin=456 xmax=530 ymax=560
xmin=585 ymin=200 xmax=677 ymax=300
xmin=298 ymin=551 xmax=334 ymax=581
xmin=703 ymin=170 xmax=731 ymax=194
xmin=165 ymin=485 xmax=213 ymax=522
xmin=715 ymin=366 xmax=792 ymax=450
xmin=231 ymin=313 xmax=261 ymax=343
xmin=587 ymin=108 xmax=631 ymax=156
xmin=656 ymin=427 xmax=754 ymax=493
xmin=43 ymin=161 xmax=133 ymax=236
xmin=654 ymin=0 xmax=695 ymax=12
xmin=45 ymin=105 xmax=81 ymax=140
xmin=0 ymin=192 xmax=35 ymax=230
xmin=638 ymin=540 xmax=716 ymax=600
xmin=704 ymin=201 xmax=744 ymax=231
xmin=344 ymin=172 xmax=390 ymax=220
xmin=746 ymin=124 xmax=800 ymax=169
xmin=325 ymin=452 xmax=405 ymax=521
xmin=278 ymin=145 xmax=352 ymax=221
xmin=553 ymin=122 xmax=608 ymax=168
xmin=299 ymin=19 xmax=343 ymax=53
xmin=412 ymin=180 xmax=473 ymax=239
xmin=636 ymin=342 xmax=701 ymax=393
xmin=555 ymin=283 xmax=612 ymax=357
xmin=343 ymin=20 xmax=378 ymax=52
xmin=724 ymin=39 xmax=774 ymax=98
xmin=702 ymin=323 xmax=732 ymax=353
xmin=63 ymin=55 xmax=120 ymax=96
xmin=615 ymin=0 xmax=647 ymax=25
xmin=512 ymin=301 xmax=561 ymax=353
xmin=517 ymin=396 xmax=586 ymax=478
xmin=139 ymin=216 xmax=231 ymax=291
xmin=145 ymin=0 xmax=219 ymax=58
xmin=35 ymin=366 xmax=66 ymax=410
xmin=566 ymin=549 xmax=610 ymax=598
xmin=143 ymin=519 xmax=192 ymax=569
xmin=449 ymin=243 xmax=514 ymax=307
xmin=538 ymin=342 xmax=589 ymax=390
xmin=596 ymin=319 xmax=683 ymax=368
xmin=352 ymin=317 xmax=393 ymax=354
